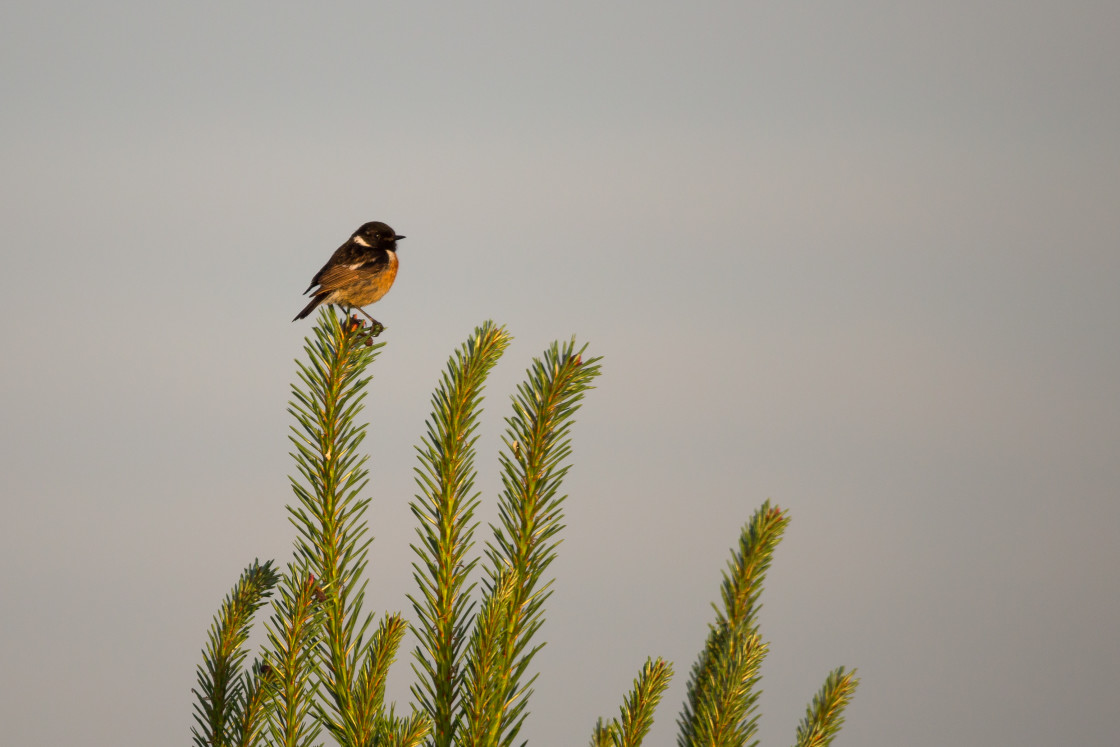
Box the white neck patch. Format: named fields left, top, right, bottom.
left=351, top=234, right=372, bottom=248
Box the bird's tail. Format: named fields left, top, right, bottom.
left=292, top=294, right=324, bottom=322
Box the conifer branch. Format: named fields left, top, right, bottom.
left=356, top=612, right=410, bottom=724
left=191, top=559, right=279, bottom=747
left=375, top=708, right=439, bottom=747
left=191, top=314, right=859, bottom=747
left=459, top=569, right=517, bottom=747
left=466, top=340, right=602, bottom=747
left=260, top=566, right=325, bottom=747
left=792, top=667, right=859, bottom=747
left=591, top=721, right=615, bottom=747
left=230, top=662, right=274, bottom=747
left=409, top=321, right=512, bottom=747
left=591, top=657, right=674, bottom=747
left=677, top=501, right=790, bottom=747
left=285, top=310, right=428, bottom=746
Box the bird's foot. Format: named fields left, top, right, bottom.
left=343, top=312, right=384, bottom=343
left=363, top=320, right=385, bottom=343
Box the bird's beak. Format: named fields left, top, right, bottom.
left=395, top=234, right=406, bottom=241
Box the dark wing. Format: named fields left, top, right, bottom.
left=304, top=239, right=384, bottom=293
left=306, top=249, right=392, bottom=294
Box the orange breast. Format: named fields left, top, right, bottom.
left=369, top=252, right=398, bottom=301
left=351, top=251, right=397, bottom=305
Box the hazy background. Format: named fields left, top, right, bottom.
left=2, top=2, right=1117, bottom=745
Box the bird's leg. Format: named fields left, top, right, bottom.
left=354, top=306, right=380, bottom=328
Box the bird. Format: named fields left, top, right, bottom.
left=293, top=221, right=405, bottom=326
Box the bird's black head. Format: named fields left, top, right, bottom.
left=353, top=221, right=405, bottom=250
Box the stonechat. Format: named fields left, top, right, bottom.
left=293, top=221, right=405, bottom=326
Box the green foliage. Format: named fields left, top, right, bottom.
left=591, top=658, right=674, bottom=747
left=677, top=502, right=788, bottom=747
left=257, top=566, right=323, bottom=747
left=284, top=311, right=403, bottom=746
left=190, top=313, right=858, bottom=747
left=671, top=503, right=860, bottom=747
left=191, top=559, right=280, bottom=747
left=409, top=321, right=512, bottom=747
left=466, top=338, right=601, bottom=747
left=793, top=667, right=860, bottom=747
left=409, top=326, right=603, bottom=747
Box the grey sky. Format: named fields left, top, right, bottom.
left=2, top=2, right=1117, bottom=745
